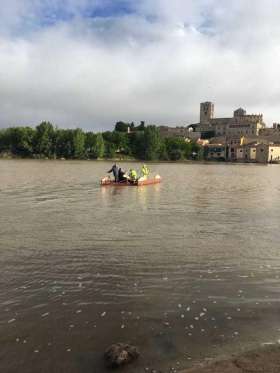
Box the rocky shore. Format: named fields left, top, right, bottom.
left=182, top=345, right=280, bottom=373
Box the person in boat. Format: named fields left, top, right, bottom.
left=108, top=164, right=119, bottom=182
left=118, top=168, right=127, bottom=182
left=141, top=164, right=150, bottom=180
left=128, top=168, right=138, bottom=183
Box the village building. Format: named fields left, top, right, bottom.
left=234, top=143, right=280, bottom=163
left=204, top=143, right=226, bottom=161
left=158, top=126, right=189, bottom=138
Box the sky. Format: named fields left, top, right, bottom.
left=1, top=0, right=280, bottom=131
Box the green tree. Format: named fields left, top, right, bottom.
left=114, top=121, right=129, bottom=132
left=158, top=141, right=169, bottom=160
left=56, top=129, right=74, bottom=158
left=105, top=142, right=116, bottom=159
left=0, top=129, right=8, bottom=152
left=33, top=121, right=55, bottom=157
left=143, top=125, right=162, bottom=160
left=0, top=127, right=35, bottom=156
left=85, top=132, right=96, bottom=158
left=165, top=137, right=192, bottom=160
left=137, top=121, right=145, bottom=131
left=92, top=133, right=105, bottom=158
left=129, top=131, right=145, bottom=159
left=72, top=128, right=85, bottom=159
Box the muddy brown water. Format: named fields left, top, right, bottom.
left=1, top=160, right=280, bottom=373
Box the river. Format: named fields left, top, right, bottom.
left=1, top=160, right=280, bottom=373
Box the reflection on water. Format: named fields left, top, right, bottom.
left=1, top=160, right=280, bottom=373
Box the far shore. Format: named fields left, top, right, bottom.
left=181, top=344, right=280, bottom=373
left=0, top=154, right=273, bottom=165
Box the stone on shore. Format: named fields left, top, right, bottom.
left=104, top=343, right=139, bottom=368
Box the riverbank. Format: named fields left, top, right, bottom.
left=182, top=344, right=280, bottom=372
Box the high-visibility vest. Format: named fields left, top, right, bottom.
left=130, top=170, right=137, bottom=180
left=141, top=165, right=149, bottom=176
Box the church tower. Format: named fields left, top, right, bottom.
left=200, top=102, right=214, bottom=124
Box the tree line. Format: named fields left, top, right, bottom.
left=0, top=121, right=201, bottom=161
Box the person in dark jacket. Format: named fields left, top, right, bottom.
left=108, top=164, right=119, bottom=182
left=118, top=168, right=127, bottom=182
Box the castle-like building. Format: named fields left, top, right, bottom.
left=190, top=101, right=265, bottom=138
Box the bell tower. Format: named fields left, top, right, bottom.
left=200, top=102, right=214, bottom=124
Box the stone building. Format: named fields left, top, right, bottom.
left=189, top=102, right=266, bottom=138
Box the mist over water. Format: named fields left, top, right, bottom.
left=1, top=160, right=280, bottom=373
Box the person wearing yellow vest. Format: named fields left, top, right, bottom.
left=141, top=164, right=150, bottom=180
left=129, top=169, right=138, bottom=183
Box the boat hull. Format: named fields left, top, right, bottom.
left=100, top=177, right=161, bottom=186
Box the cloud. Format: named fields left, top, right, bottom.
left=1, top=0, right=280, bottom=130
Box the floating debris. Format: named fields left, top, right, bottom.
left=16, top=338, right=20, bottom=342
left=178, top=304, right=182, bottom=308
left=101, top=311, right=106, bottom=317
left=121, top=324, right=125, bottom=329
left=67, top=348, right=71, bottom=352
left=34, top=350, right=39, bottom=353
left=262, top=342, right=275, bottom=346
left=8, top=318, right=16, bottom=323
left=181, top=314, right=185, bottom=319
left=76, top=309, right=82, bottom=314
left=41, top=312, right=49, bottom=317
left=186, top=307, right=191, bottom=312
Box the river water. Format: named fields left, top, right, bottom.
left=1, top=160, right=280, bottom=373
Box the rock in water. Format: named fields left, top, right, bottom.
left=104, top=343, right=139, bottom=368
